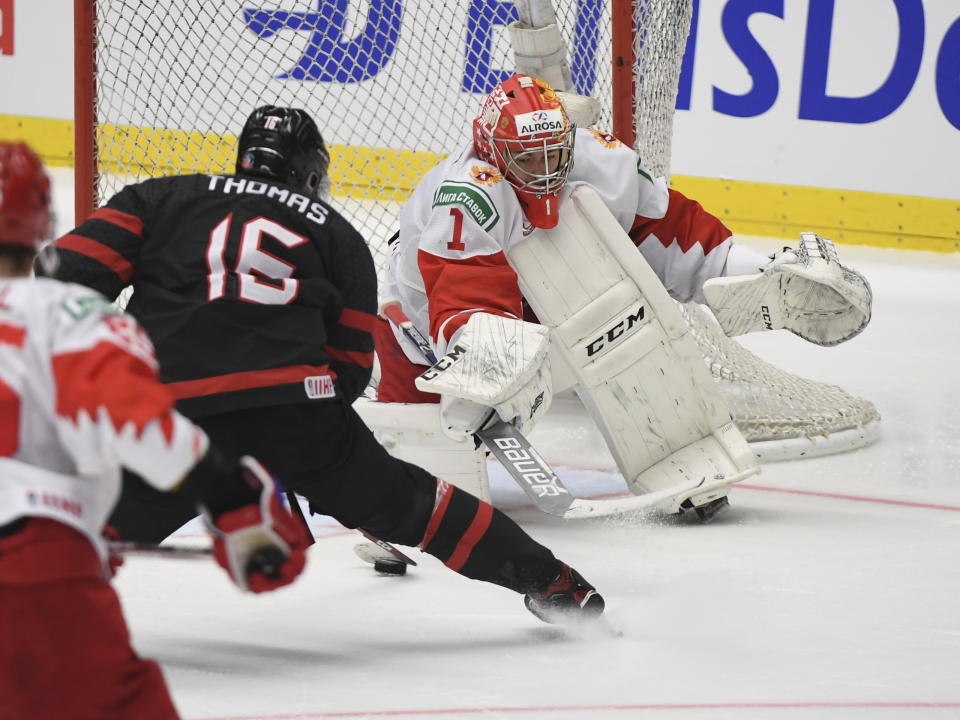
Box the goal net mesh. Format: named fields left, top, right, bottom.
left=86, top=0, right=879, bottom=455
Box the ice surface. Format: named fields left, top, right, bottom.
left=51, top=170, right=960, bottom=719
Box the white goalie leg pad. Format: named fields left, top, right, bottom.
left=508, top=0, right=601, bottom=127
left=507, top=186, right=759, bottom=513
left=353, top=398, right=490, bottom=502
left=703, top=233, right=873, bottom=346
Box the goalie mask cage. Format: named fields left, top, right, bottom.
left=74, top=0, right=879, bottom=460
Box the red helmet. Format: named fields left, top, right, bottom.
left=0, top=142, right=52, bottom=252
left=472, top=74, right=574, bottom=229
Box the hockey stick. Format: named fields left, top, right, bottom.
left=353, top=527, right=418, bottom=576
left=379, top=299, right=724, bottom=519
left=476, top=420, right=712, bottom=518
left=379, top=300, right=438, bottom=365
left=380, top=300, right=578, bottom=515
left=356, top=528, right=417, bottom=566
left=286, top=491, right=316, bottom=547
left=110, top=541, right=211, bottom=558
left=114, top=533, right=419, bottom=573
left=286, top=488, right=416, bottom=572
left=474, top=419, right=574, bottom=516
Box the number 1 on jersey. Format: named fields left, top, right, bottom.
left=447, top=207, right=466, bottom=252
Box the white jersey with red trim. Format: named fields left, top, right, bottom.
left=0, top=278, right=208, bottom=559
left=383, top=127, right=735, bottom=363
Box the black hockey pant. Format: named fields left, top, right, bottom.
left=108, top=401, right=562, bottom=595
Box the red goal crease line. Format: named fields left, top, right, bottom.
left=499, top=467, right=960, bottom=514
left=191, top=699, right=960, bottom=720
left=735, top=483, right=960, bottom=512
left=541, top=456, right=960, bottom=512
left=606, top=483, right=960, bottom=513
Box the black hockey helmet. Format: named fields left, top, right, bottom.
left=236, top=106, right=330, bottom=198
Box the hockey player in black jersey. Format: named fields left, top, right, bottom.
left=43, top=105, right=606, bottom=626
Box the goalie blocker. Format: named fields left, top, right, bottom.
left=414, top=312, right=552, bottom=442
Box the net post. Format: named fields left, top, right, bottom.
left=611, top=0, right=636, bottom=149
left=73, top=0, right=96, bottom=224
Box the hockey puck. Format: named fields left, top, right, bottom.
left=246, top=546, right=286, bottom=578
left=373, top=560, right=407, bottom=576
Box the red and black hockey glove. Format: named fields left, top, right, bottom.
left=203, top=456, right=310, bottom=593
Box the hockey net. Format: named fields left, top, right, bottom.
left=76, top=0, right=879, bottom=459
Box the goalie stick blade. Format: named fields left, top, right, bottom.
left=476, top=420, right=575, bottom=516
left=561, top=477, right=708, bottom=520
left=356, top=529, right=417, bottom=566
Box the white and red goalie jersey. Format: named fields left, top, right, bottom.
left=0, top=278, right=208, bottom=564
left=383, top=127, right=743, bottom=362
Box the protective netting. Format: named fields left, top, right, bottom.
left=630, top=0, right=693, bottom=178
left=89, top=0, right=617, bottom=269
left=680, top=303, right=880, bottom=447
left=87, top=0, right=879, bottom=454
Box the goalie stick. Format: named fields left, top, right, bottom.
left=379, top=299, right=710, bottom=518
left=380, top=299, right=572, bottom=515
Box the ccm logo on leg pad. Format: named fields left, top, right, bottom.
left=585, top=305, right=645, bottom=357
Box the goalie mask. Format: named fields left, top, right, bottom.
left=472, top=74, right=574, bottom=229
left=0, top=141, right=52, bottom=252
left=236, top=106, right=330, bottom=199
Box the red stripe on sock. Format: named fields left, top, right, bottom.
left=419, top=480, right=452, bottom=551
left=444, top=501, right=493, bottom=573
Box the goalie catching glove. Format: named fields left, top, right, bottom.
left=414, top=313, right=552, bottom=441
left=703, top=232, right=872, bottom=346
left=202, top=456, right=310, bottom=593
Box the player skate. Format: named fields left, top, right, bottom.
left=523, top=563, right=605, bottom=625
